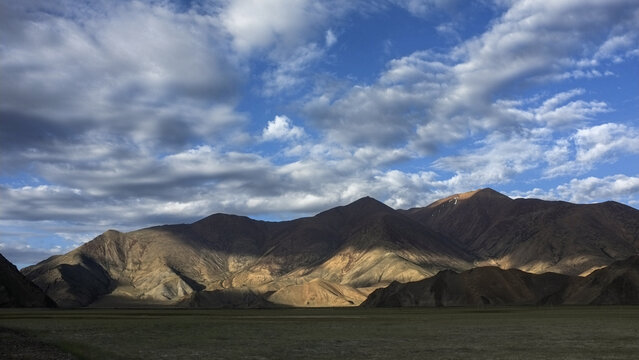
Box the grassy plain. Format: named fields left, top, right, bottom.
left=1, top=306, right=638, bottom=359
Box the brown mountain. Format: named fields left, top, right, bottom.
left=362, top=255, right=639, bottom=307
left=21, top=190, right=639, bottom=308
left=563, top=255, right=639, bottom=305
left=0, top=253, right=56, bottom=307
left=22, top=197, right=472, bottom=307
left=404, top=188, right=639, bottom=275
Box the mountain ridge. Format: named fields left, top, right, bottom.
left=362, top=255, right=639, bottom=307
left=404, top=189, right=639, bottom=275
left=0, top=253, right=56, bottom=308
left=22, top=190, right=639, bottom=307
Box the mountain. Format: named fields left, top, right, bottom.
left=21, top=190, right=639, bottom=308
left=404, top=188, right=639, bottom=275
left=0, top=253, right=56, bottom=307
left=22, top=196, right=472, bottom=307
left=362, top=255, right=639, bottom=307
left=362, top=267, right=572, bottom=307
left=563, top=255, right=639, bottom=305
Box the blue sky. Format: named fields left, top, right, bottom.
left=1, top=0, right=638, bottom=268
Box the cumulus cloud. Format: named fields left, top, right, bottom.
left=262, top=115, right=306, bottom=141
left=216, top=1, right=351, bottom=96
left=219, top=0, right=338, bottom=54
left=0, top=0, right=245, bottom=154
left=595, top=33, right=639, bottom=62
left=544, top=123, right=639, bottom=177
left=421, top=0, right=636, bottom=136
left=304, top=81, right=428, bottom=147
left=544, top=138, right=572, bottom=170
left=305, top=0, right=639, bottom=152
left=433, top=131, right=545, bottom=186
left=556, top=175, right=639, bottom=204
left=513, top=175, right=639, bottom=206
left=574, top=123, right=639, bottom=163
left=533, top=89, right=609, bottom=128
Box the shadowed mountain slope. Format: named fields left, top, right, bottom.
left=362, top=267, right=572, bottom=307
left=0, top=253, right=56, bottom=307
left=405, top=189, right=639, bottom=275
left=362, top=255, right=639, bottom=307
left=564, top=255, right=639, bottom=305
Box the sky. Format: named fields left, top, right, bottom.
left=1, top=0, right=638, bottom=268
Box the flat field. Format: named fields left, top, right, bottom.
left=1, top=306, right=638, bottom=359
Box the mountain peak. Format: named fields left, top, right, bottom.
left=315, top=196, right=393, bottom=221
left=343, top=196, right=393, bottom=213
left=474, top=187, right=509, bottom=197
left=455, top=188, right=510, bottom=200
left=427, top=188, right=511, bottom=208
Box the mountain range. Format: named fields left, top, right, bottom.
left=20, top=189, right=639, bottom=308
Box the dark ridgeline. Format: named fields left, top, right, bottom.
left=0, top=253, right=56, bottom=307
left=19, top=189, right=639, bottom=308
left=403, top=188, right=639, bottom=275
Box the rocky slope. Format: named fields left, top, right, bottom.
left=0, top=253, right=56, bottom=307
left=362, top=255, right=639, bottom=307
left=563, top=255, right=639, bottom=305
left=404, top=189, right=639, bottom=275
left=21, top=190, right=639, bottom=308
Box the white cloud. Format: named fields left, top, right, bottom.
left=544, top=138, right=571, bottom=169
left=535, top=89, right=585, bottom=115
left=433, top=131, right=544, bottom=186
left=435, top=22, right=461, bottom=41
left=325, top=29, right=337, bottom=47
left=557, top=175, right=639, bottom=204
left=0, top=1, right=244, bottom=150
left=595, top=33, right=638, bottom=60
left=390, top=0, right=463, bottom=16
left=574, top=123, right=639, bottom=163
left=262, top=115, right=306, bottom=141
left=305, top=81, right=427, bottom=147
left=546, top=68, right=613, bottom=81
left=305, top=0, right=639, bottom=153
left=534, top=93, right=609, bottom=128
left=543, top=123, right=639, bottom=178
left=262, top=43, right=325, bottom=95
left=216, top=1, right=354, bottom=96
left=434, top=0, right=624, bottom=120
left=510, top=174, right=639, bottom=206
left=371, top=170, right=440, bottom=208
left=428, top=0, right=638, bottom=143
left=219, top=0, right=346, bottom=54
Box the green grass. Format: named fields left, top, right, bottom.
left=1, top=306, right=639, bottom=359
